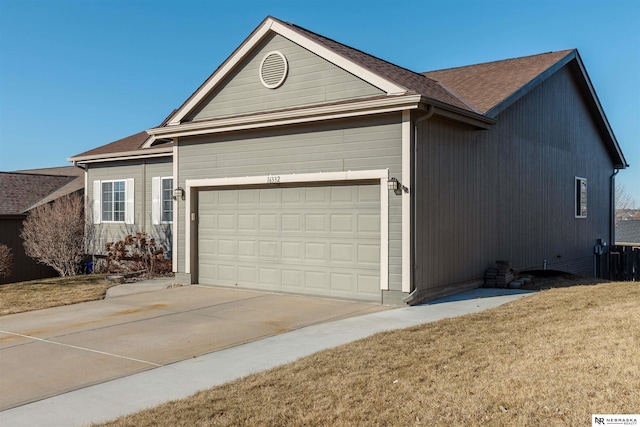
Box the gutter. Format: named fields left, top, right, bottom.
left=403, top=105, right=435, bottom=306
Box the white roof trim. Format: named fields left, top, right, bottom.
left=269, top=20, right=406, bottom=95
left=148, top=94, right=422, bottom=139
left=67, top=147, right=173, bottom=164
left=165, top=17, right=407, bottom=127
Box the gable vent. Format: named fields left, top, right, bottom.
left=259, top=51, right=288, bottom=89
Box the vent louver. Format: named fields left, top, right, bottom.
left=259, top=51, right=288, bottom=89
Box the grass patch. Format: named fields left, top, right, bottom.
left=98, top=281, right=639, bottom=426
left=0, top=275, right=115, bottom=316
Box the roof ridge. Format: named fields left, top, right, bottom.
left=279, top=18, right=436, bottom=84
left=422, top=49, right=575, bottom=74
left=2, top=171, right=75, bottom=178
left=276, top=18, right=472, bottom=110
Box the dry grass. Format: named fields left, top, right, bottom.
left=98, top=280, right=640, bottom=427
left=0, top=275, right=115, bottom=316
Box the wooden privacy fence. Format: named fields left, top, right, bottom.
left=607, top=245, right=640, bottom=281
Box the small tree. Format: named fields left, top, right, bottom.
left=21, top=193, right=85, bottom=277
left=616, top=184, right=639, bottom=224
left=0, top=244, right=13, bottom=278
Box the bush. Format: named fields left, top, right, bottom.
left=21, top=193, right=85, bottom=277
left=0, top=244, right=13, bottom=278
left=99, top=232, right=171, bottom=276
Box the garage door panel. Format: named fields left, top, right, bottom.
left=198, top=183, right=380, bottom=301
left=259, top=240, right=278, bottom=258
left=282, top=214, right=302, bottom=231
left=259, top=214, right=278, bottom=231
left=330, top=243, right=354, bottom=263
left=330, top=214, right=354, bottom=232
left=282, top=241, right=302, bottom=261
left=330, top=272, right=354, bottom=292
left=238, top=240, right=256, bottom=257
left=238, top=214, right=256, bottom=231
left=259, top=267, right=278, bottom=285
left=305, top=187, right=329, bottom=203
left=358, top=185, right=379, bottom=202
left=304, top=270, right=327, bottom=290
left=218, top=239, right=236, bottom=256
left=357, top=244, right=380, bottom=265
left=358, top=214, right=380, bottom=233
left=218, top=214, right=235, bottom=231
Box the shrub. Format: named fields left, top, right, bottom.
left=21, top=193, right=85, bottom=277
left=101, top=232, right=171, bottom=276
left=0, top=244, right=13, bottom=278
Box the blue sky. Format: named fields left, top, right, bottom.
left=1, top=0, right=638, bottom=203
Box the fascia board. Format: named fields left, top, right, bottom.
left=424, top=99, right=495, bottom=129
left=571, top=52, right=628, bottom=168
left=166, top=19, right=274, bottom=126
left=488, top=50, right=627, bottom=168
left=67, top=147, right=173, bottom=164
left=270, top=20, right=406, bottom=95
left=147, top=95, right=423, bottom=138
left=165, top=17, right=407, bottom=127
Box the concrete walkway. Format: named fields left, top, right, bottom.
left=0, top=286, right=534, bottom=427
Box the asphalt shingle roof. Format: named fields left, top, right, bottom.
left=422, top=50, right=574, bottom=114
left=0, top=167, right=84, bottom=215
left=616, top=220, right=640, bottom=245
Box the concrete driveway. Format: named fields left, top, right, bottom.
left=0, top=284, right=386, bottom=411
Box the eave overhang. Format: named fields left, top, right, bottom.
left=67, top=146, right=173, bottom=165
left=147, top=94, right=495, bottom=140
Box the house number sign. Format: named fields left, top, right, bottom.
left=267, top=175, right=281, bottom=183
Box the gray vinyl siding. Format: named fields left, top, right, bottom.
left=87, top=158, right=172, bottom=254
left=415, top=65, right=614, bottom=292
left=144, top=160, right=174, bottom=256
left=176, top=113, right=403, bottom=292
left=188, top=34, right=384, bottom=122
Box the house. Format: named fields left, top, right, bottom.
left=0, top=166, right=84, bottom=284
left=616, top=220, right=640, bottom=247
left=69, top=16, right=627, bottom=304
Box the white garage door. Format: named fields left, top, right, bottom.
left=197, top=182, right=381, bottom=301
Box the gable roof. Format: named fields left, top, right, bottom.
left=0, top=166, right=84, bottom=216
left=158, top=16, right=482, bottom=131
left=70, top=16, right=626, bottom=169
left=423, top=50, right=575, bottom=115
left=616, top=220, right=640, bottom=245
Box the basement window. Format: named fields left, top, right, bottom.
left=575, top=177, right=587, bottom=218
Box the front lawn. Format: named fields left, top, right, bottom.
left=0, top=275, right=115, bottom=316
left=97, top=280, right=639, bottom=426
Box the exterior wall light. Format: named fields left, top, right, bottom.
left=388, top=177, right=409, bottom=195
left=388, top=177, right=402, bottom=195
left=173, top=187, right=185, bottom=200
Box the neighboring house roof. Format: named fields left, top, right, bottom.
left=68, top=16, right=628, bottom=169
left=616, top=220, right=640, bottom=245
left=0, top=166, right=84, bottom=215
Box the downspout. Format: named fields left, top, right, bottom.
left=402, top=105, right=435, bottom=305
left=610, top=169, right=619, bottom=245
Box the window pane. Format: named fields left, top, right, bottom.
left=102, top=182, right=113, bottom=222
left=162, top=178, right=173, bottom=222
left=114, top=181, right=125, bottom=222
left=101, top=180, right=126, bottom=222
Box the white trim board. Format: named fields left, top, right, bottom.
left=163, top=17, right=407, bottom=129
left=184, top=169, right=390, bottom=291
